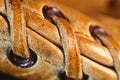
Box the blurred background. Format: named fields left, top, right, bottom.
left=53, top=0, right=120, bottom=18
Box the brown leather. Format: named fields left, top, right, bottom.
left=0, top=0, right=120, bottom=80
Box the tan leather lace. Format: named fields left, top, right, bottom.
left=5, top=0, right=29, bottom=58
left=51, top=15, right=82, bottom=79
left=98, top=33, right=120, bottom=80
